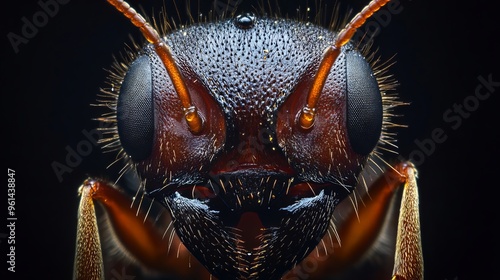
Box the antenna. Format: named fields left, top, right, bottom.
left=107, top=0, right=204, bottom=134
left=298, top=0, right=391, bottom=129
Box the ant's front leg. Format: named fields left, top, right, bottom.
left=347, top=161, right=423, bottom=280
left=73, top=179, right=104, bottom=280
left=391, top=163, right=423, bottom=280
left=73, top=178, right=209, bottom=280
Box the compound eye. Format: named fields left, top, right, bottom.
left=345, top=51, right=383, bottom=155
left=117, top=55, right=155, bottom=161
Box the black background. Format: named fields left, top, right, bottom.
left=2, top=0, right=499, bottom=279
